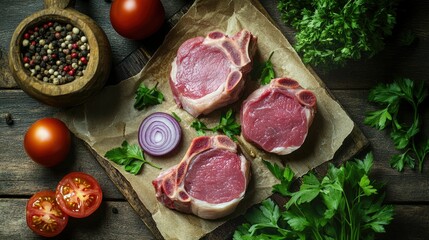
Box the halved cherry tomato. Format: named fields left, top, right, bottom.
left=55, top=172, right=103, bottom=218
left=26, top=190, right=68, bottom=237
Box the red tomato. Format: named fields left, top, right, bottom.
left=26, top=190, right=69, bottom=237
left=56, top=172, right=103, bottom=218
left=24, top=118, right=71, bottom=167
left=110, top=0, right=165, bottom=40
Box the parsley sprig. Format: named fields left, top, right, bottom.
left=364, top=78, right=428, bottom=172
left=234, top=153, right=394, bottom=240
left=190, top=109, right=241, bottom=140
left=104, top=141, right=161, bottom=175
left=252, top=51, right=276, bottom=85
left=134, top=82, right=164, bottom=110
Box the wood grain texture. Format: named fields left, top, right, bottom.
left=0, top=199, right=154, bottom=239
left=1, top=0, right=429, bottom=239
left=2, top=200, right=424, bottom=240
left=0, top=90, right=123, bottom=199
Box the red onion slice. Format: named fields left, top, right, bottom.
left=138, top=112, right=182, bottom=156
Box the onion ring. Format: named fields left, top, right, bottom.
left=138, top=112, right=182, bottom=156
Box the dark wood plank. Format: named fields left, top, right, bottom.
left=0, top=199, right=154, bottom=239
left=1, top=0, right=429, bottom=239
left=0, top=90, right=123, bottom=199
left=381, top=205, right=429, bottom=240
left=333, top=90, right=429, bottom=202
left=1, top=198, right=427, bottom=240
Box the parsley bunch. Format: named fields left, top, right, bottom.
left=234, top=153, right=394, bottom=240
left=364, top=78, right=429, bottom=172
left=191, top=109, right=241, bottom=141
left=277, top=0, right=397, bottom=69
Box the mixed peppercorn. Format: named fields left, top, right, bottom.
left=21, top=22, right=90, bottom=85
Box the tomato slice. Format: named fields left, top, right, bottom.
left=56, top=172, right=103, bottom=218
left=26, top=190, right=68, bottom=237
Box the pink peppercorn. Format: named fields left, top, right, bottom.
left=80, top=57, right=88, bottom=64
left=68, top=69, right=75, bottom=76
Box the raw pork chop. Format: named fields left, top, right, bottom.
left=152, top=135, right=250, bottom=219
left=170, top=30, right=257, bottom=117
left=240, top=78, right=317, bottom=155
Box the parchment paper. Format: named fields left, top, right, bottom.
left=57, top=0, right=354, bottom=239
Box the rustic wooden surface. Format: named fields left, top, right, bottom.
left=1, top=0, right=428, bottom=239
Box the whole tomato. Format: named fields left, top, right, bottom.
left=110, top=0, right=165, bottom=40
left=24, top=118, right=71, bottom=167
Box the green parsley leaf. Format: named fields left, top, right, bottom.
left=362, top=199, right=394, bottom=233
left=134, top=82, right=164, bottom=110
left=365, top=78, right=428, bottom=172
left=246, top=199, right=281, bottom=235
left=104, top=141, right=161, bottom=175
left=282, top=209, right=309, bottom=232
left=124, top=160, right=144, bottom=175
left=277, top=0, right=397, bottom=69
left=213, top=109, right=241, bottom=140
left=263, top=160, right=294, bottom=197
left=363, top=108, right=392, bottom=130
left=259, top=52, right=276, bottom=85
left=356, top=152, right=374, bottom=174
left=190, top=120, right=210, bottom=136
left=191, top=109, right=241, bottom=140
left=286, top=173, right=320, bottom=208
left=390, top=151, right=415, bottom=172
left=251, top=51, right=276, bottom=85
left=359, top=175, right=377, bottom=196
left=235, top=152, right=394, bottom=239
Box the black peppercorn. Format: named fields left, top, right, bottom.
left=3, top=112, right=14, bottom=125
left=111, top=207, right=118, bottom=214
left=21, top=21, right=90, bottom=84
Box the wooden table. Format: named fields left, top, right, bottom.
left=1, top=1, right=428, bottom=239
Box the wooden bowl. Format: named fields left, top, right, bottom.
left=8, top=0, right=112, bottom=107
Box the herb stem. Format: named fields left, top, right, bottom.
left=145, top=160, right=162, bottom=170
left=312, top=228, right=324, bottom=240
left=342, top=191, right=354, bottom=237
